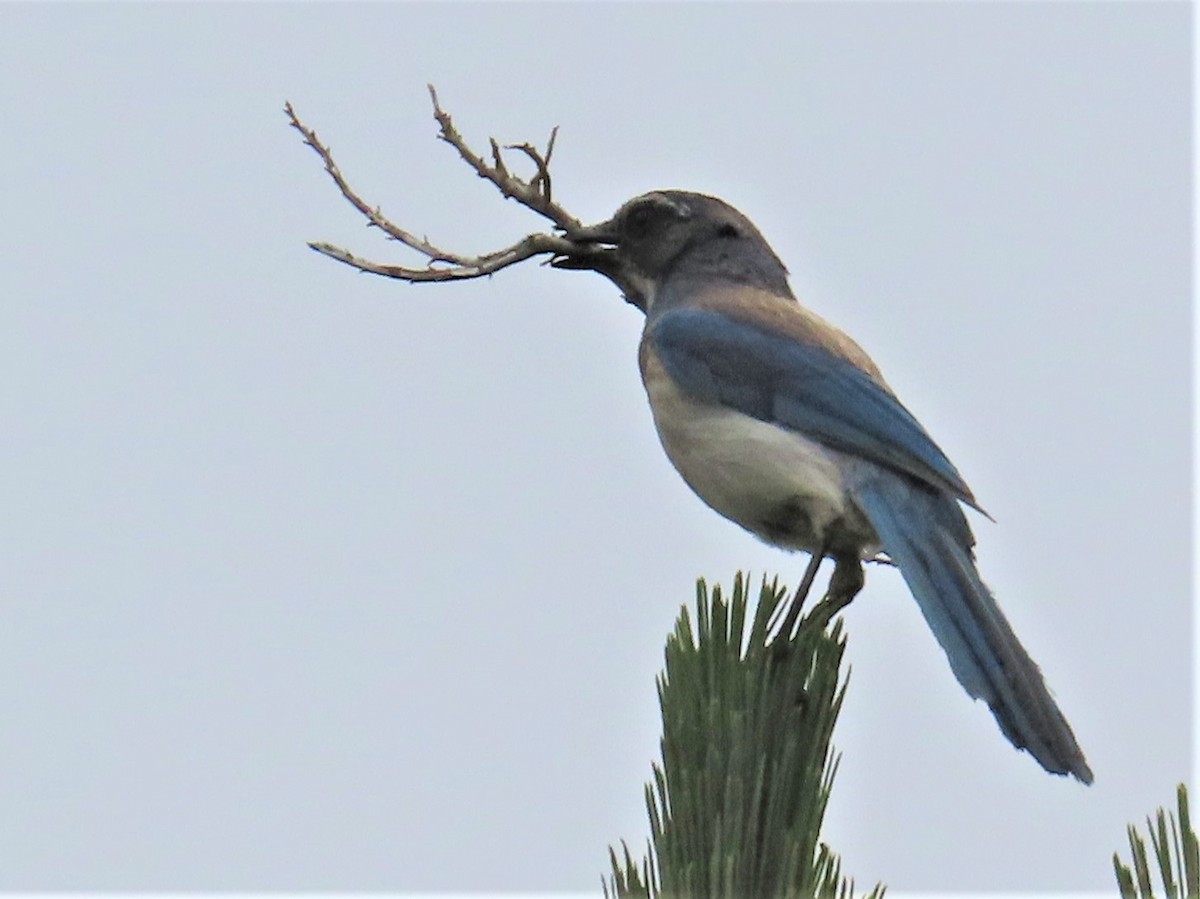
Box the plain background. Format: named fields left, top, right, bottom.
left=0, top=2, right=1191, bottom=894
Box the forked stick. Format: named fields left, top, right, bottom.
left=284, top=86, right=620, bottom=288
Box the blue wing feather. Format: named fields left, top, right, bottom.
left=851, top=471, right=1093, bottom=782
left=650, top=307, right=976, bottom=506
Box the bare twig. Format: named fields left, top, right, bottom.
left=426, top=85, right=580, bottom=231
left=285, top=88, right=645, bottom=306
left=284, top=100, right=517, bottom=276
left=307, top=233, right=577, bottom=283
left=505, top=127, right=558, bottom=202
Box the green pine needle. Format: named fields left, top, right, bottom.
left=604, top=572, right=884, bottom=899
left=1114, top=783, right=1199, bottom=899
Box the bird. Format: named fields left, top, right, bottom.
left=562, top=189, right=1093, bottom=784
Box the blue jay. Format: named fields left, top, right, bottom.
left=564, top=190, right=1092, bottom=783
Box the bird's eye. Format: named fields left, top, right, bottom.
left=620, top=195, right=691, bottom=241
left=717, top=223, right=740, bottom=238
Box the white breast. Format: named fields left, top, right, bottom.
left=643, top=360, right=872, bottom=555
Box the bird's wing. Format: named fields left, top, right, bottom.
left=648, top=305, right=981, bottom=510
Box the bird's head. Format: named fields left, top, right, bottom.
left=558, top=190, right=791, bottom=311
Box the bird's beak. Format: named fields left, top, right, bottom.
left=567, top=217, right=619, bottom=245
left=552, top=216, right=646, bottom=312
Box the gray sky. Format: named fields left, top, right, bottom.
left=0, top=2, right=1191, bottom=893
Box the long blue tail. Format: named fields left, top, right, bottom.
left=852, top=471, right=1093, bottom=783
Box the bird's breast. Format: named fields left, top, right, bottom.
left=639, top=341, right=879, bottom=557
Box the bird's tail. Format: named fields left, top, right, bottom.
left=852, top=472, right=1093, bottom=784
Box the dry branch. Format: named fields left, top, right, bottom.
left=284, top=87, right=636, bottom=298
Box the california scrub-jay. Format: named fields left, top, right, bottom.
left=566, top=190, right=1092, bottom=783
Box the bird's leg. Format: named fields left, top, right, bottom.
left=809, top=556, right=865, bottom=626
left=771, top=543, right=828, bottom=641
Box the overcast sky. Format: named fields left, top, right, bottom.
left=1, top=2, right=1191, bottom=895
